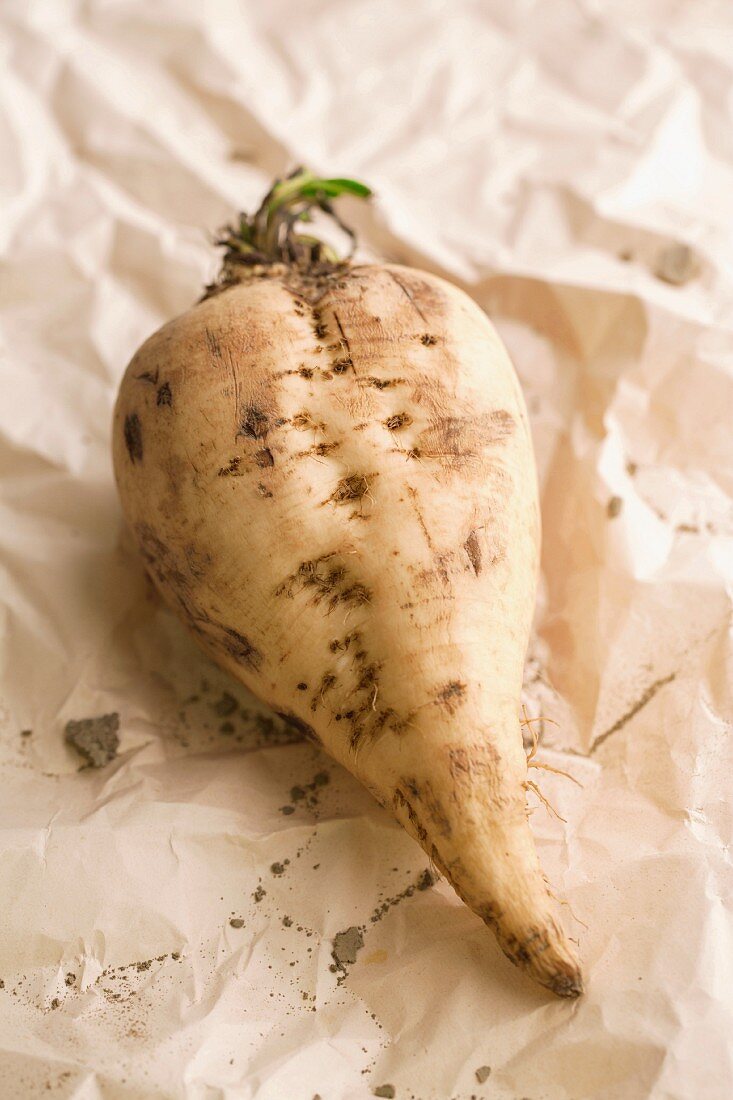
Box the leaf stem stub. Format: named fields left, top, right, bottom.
left=215, top=167, right=372, bottom=276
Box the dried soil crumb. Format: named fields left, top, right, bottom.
left=20, top=729, right=32, bottom=738
left=654, top=243, right=699, bottom=286
left=475, top=1065, right=491, bottom=1084
left=607, top=495, right=623, bottom=518
left=374, top=1087, right=396, bottom=1098
left=65, top=713, right=120, bottom=767
left=229, top=918, right=245, bottom=929
left=331, top=926, right=364, bottom=982
left=253, top=885, right=266, bottom=903
left=417, top=869, right=436, bottom=891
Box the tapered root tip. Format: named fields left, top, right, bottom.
left=485, top=907, right=585, bottom=1000
left=523, top=938, right=585, bottom=1000
left=547, top=966, right=584, bottom=999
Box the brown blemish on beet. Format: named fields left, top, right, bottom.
left=328, top=473, right=376, bottom=506
left=437, top=680, right=467, bottom=714
left=311, top=672, right=337, bottom=711
left=218, top=457, right=241, bottom=476
left=277, top=556, right=371, bottom=611
left=329, top=631, right=360, bottom=653
left=257, top=483, right=273, bottom=498
left=356, top=662, right=380, bottom=698
left=464, top=529, right=482, bottom=575
left=123, top=413, right=143, bottom=463
left=420, top=333, right=437, bottom=346
left=291, top=411, right=321, bottom=431
left=384, top=412, right=412, bottom=431
left=156, top=382, right=172, bottom=407
left=301, top=441, right=340, bottom=458
left=363, top=376, right=403, bottom=390
left=239, top=406, right=270, bottom=440
left=254, top=447, right=274, bottom=467
left=414, top=554, right=452, bottom=591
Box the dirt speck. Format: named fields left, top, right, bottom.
left=607, top=495, right=623, bottom=518
left=374, top=1086, right=396, bottom=1098
left=253, top=885, right=266, bottom=903
left=213, top=692, right=238, bottom=717
left=218, top=457, right=241, bottom=477
left=229, top=918, right=244, bottom=929
left=65, top=713, right=120, bottom=767
left=370, top=868, right=436, bottom=923
left=475, top=1066, right=491, bottom=1084
left=654, top=243, right=699, bottom=286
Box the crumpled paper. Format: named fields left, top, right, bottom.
left=2, top=2, right=732, bottom=1097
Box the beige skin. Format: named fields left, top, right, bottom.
left=113, top=262, right=583, bottom=998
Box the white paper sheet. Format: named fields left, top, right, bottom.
left=2, top=2, right=732, bottom=1097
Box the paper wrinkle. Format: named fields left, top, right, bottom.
left=2, top=2, right=733, bottom=1097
